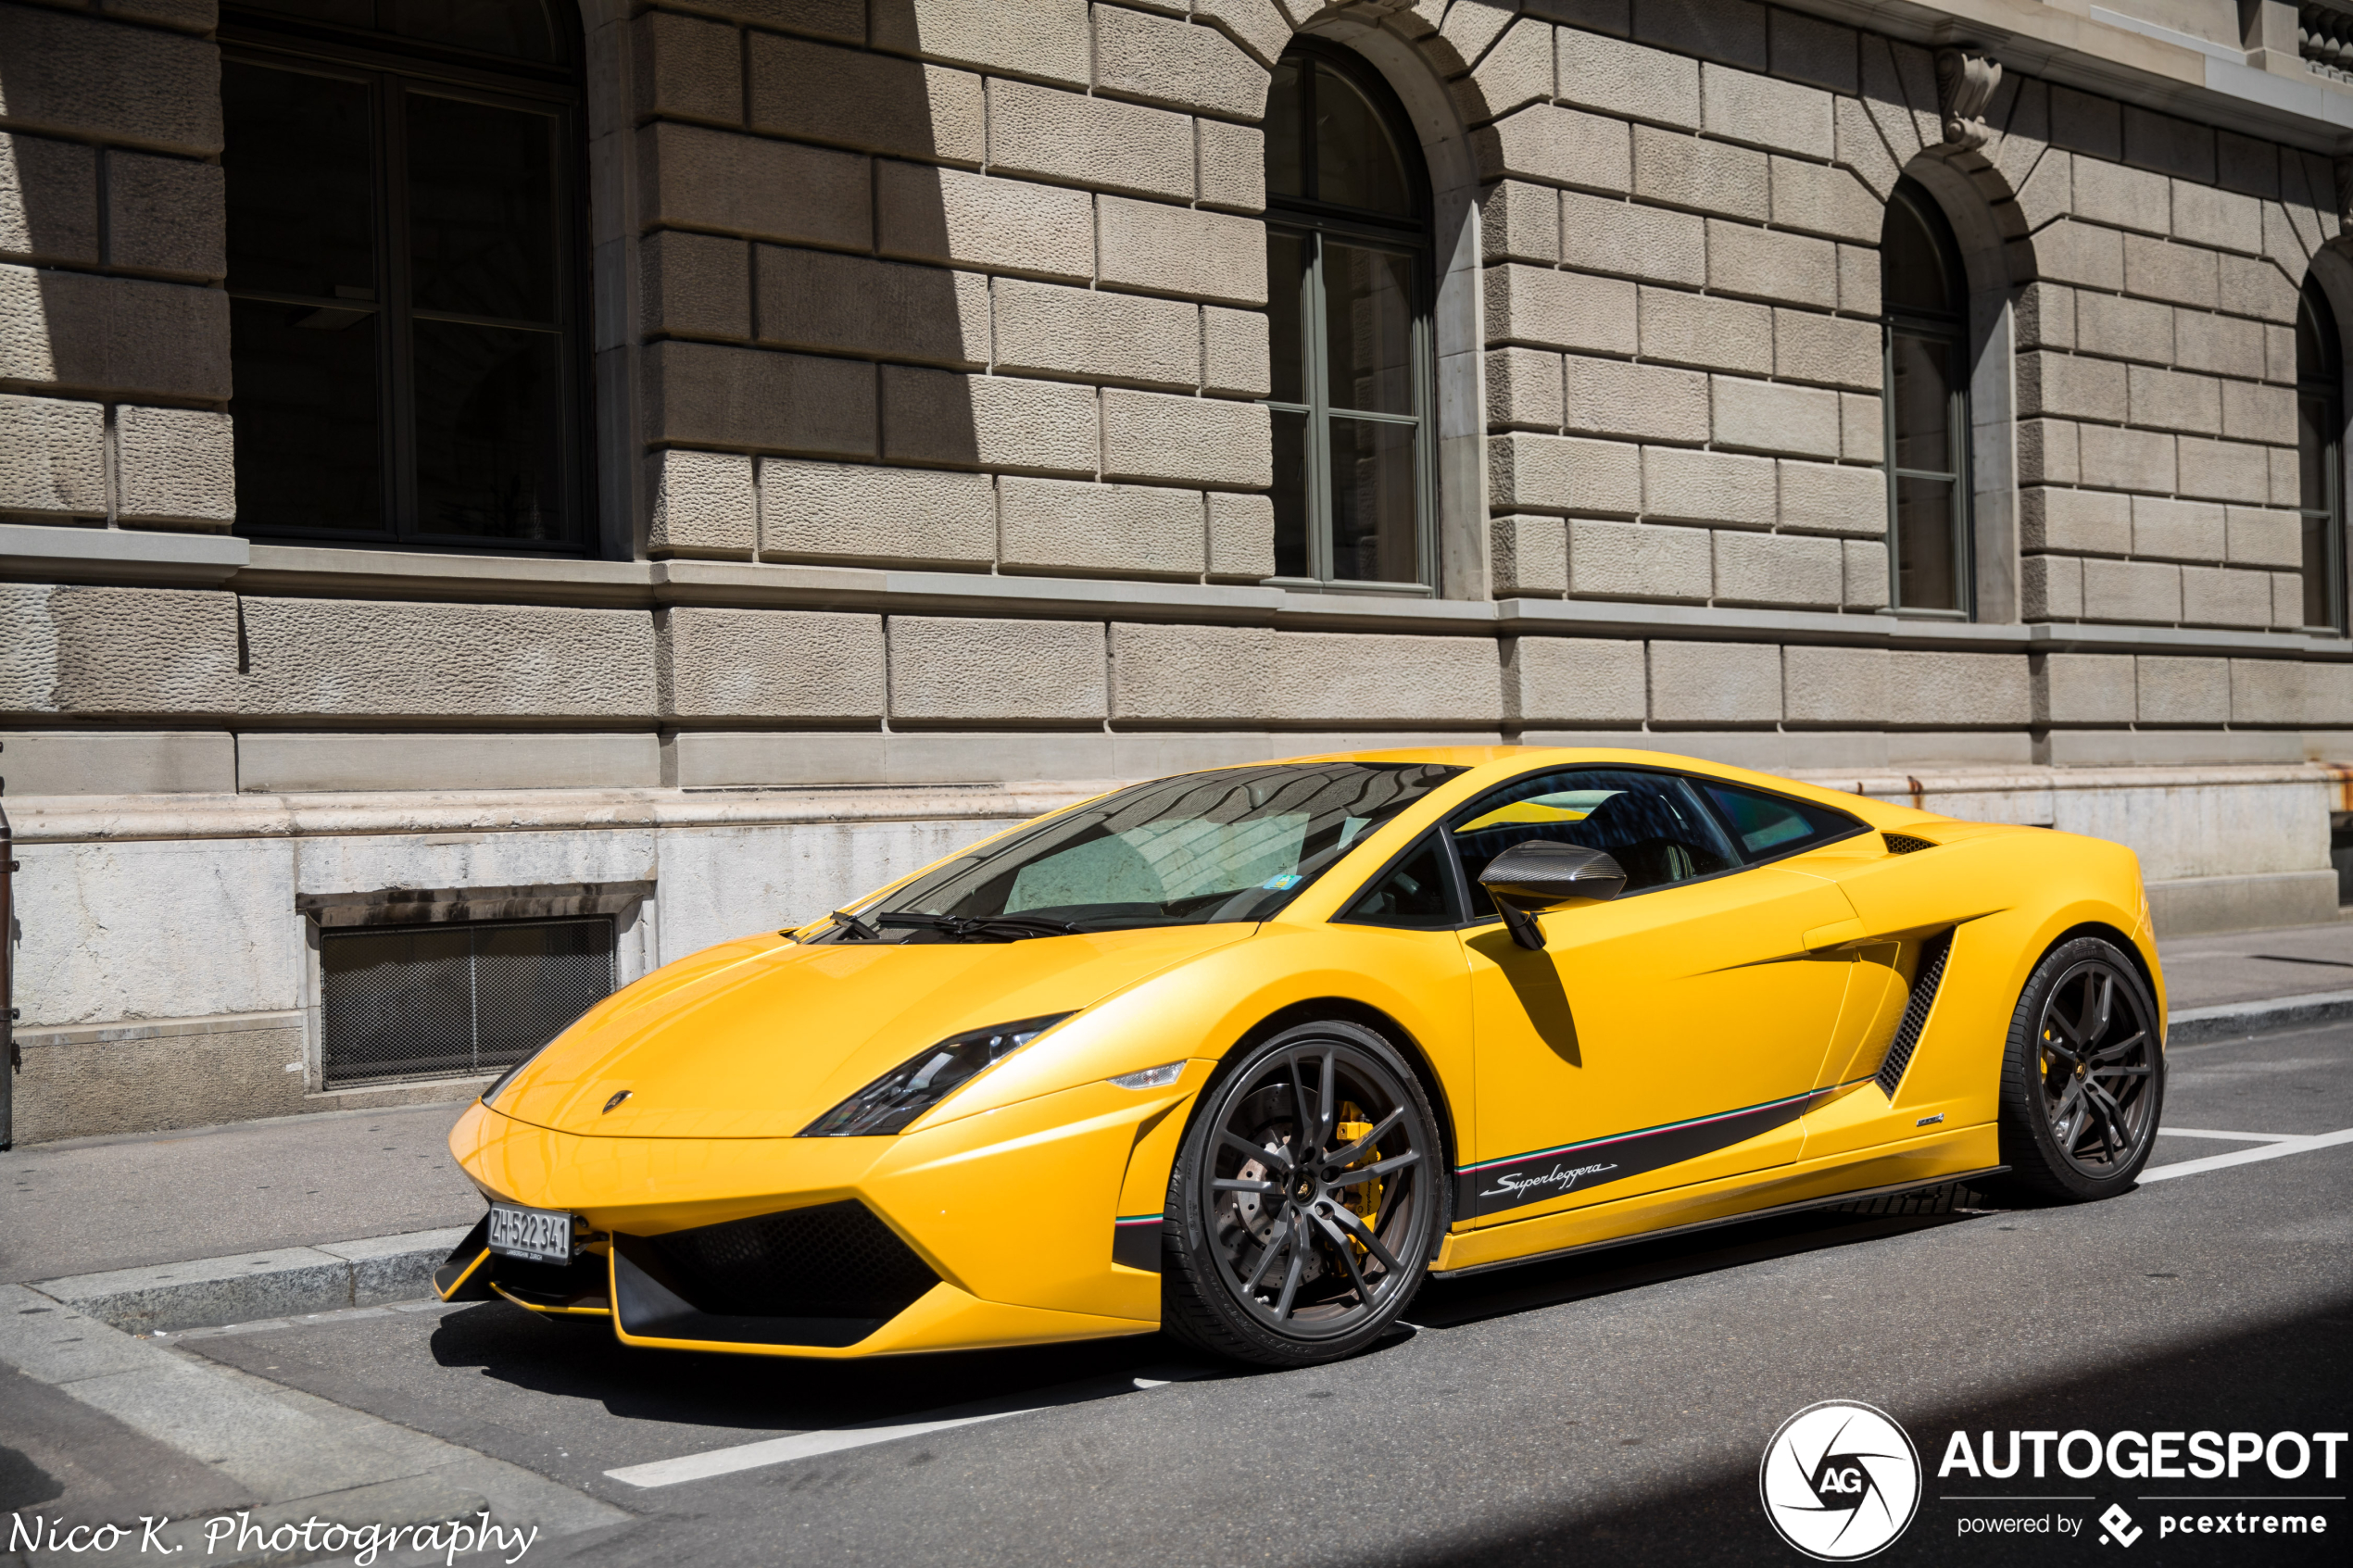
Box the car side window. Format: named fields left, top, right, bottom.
left=1449, top=769, right=1742, bottom=912
left=1339, top=834, right=1460, bottom=928
left=1699, top=783, right=1863, bottom=860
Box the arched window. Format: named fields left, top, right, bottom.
left=1881, top=178, right=1970, bottom=617
left=220, top=3, right=588, bottom=553
left=2297, top=278, right=2345, bottom=632
left=1263, top=44, right=1435, bottom=590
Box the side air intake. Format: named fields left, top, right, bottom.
left=1877, top=929, right=1955, bottom=1098
left=1882, top=833, right=1936, bottom=855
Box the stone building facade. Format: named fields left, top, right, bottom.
left=5, top=0, right=2353, bottom=1141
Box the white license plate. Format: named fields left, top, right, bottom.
left=486, top=1203, right=573, bottom=1264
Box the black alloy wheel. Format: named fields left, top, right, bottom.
left=1162, top=1020, right=1447, bottom=1366
left=1996, top=936, right=2166, bottom=1201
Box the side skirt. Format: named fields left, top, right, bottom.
left=1428, top=1165, right=2007, bottom=1280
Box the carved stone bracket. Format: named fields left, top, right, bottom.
left=1935, top=48, right=2004, bottom=152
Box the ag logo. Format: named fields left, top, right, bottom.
left=1759, top=1399, right=1922, bottom=1561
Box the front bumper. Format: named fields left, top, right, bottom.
left=439, top=1067, right=1203, bottom=1357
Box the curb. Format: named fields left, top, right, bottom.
left=29, top=1224, right=472, bottom=1334
left=2168, top=988, right=2353, bottom=1046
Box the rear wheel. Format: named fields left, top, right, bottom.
left=1162, top=1020, right=1447, bottom=1367
left=1995, top=936, right=2165, bottom=1201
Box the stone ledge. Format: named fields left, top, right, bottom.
left=28, top=1225, right=473, bottom=1335
left=2168, top=987, right=2353, bottom=1044
left=0, top=521, right=247, bottom=584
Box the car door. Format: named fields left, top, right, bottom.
left=1447, top=766, right=1867, bottom=1225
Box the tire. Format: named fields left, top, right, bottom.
left=1162, top=1020, right=1449, bottom=1367
left=1994, top=936, right=2166, bottom=1202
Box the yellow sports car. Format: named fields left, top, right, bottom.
left=435, top=747, right=2166, bottom=1367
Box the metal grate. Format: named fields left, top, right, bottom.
left=649, top=1201, right=940, bottom=1322
left=1883, top=833, right=1937, bottom=855
left=321, top=915, right=614, bottom=1087
left=1876, top=929, right=1955, bottom=1098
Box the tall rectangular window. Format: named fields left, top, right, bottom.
left=2297, top=278, right=2345, bottom=632
left=1881, top=179, right=1971, bottom=618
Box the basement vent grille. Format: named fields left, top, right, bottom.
left=1877, top=929, right=1955, bottom=1098
left=1883, top=833, right=1937, bottom=855
left=320, top=916, right=615, bottom=1087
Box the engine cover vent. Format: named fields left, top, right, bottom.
left=1882, top=833, right=1937, bottom=855
left=1878, top=929, right=1956, bottom=1098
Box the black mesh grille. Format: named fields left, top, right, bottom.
left=321, top=916, right=614, bottom=1087
left=649, top=1201, right=939, bottom=1321
left=1883, top=833, right=1937, bottom=855
left=1876, top=929, right=1955, bottom=1097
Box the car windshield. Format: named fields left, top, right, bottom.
left=838, top=761, right=1466, bottom=939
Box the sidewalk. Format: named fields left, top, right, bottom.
left=4, top=919, right=2347, bottom=1326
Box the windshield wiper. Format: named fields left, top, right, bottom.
left=877, top=911, right=1085, bottom=941
left=828, top=908, right=883, bottom=941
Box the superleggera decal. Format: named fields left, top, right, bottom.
left=1455, top=1081, right=1869, bottom=1219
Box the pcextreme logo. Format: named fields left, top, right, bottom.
left=1760, top=1400, right=1924, bottom=1562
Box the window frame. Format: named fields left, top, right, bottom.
left=2296, top=276, right=2346, bottom=633
left=220, top=3, right=594, bottom=557
left=1881, top=179, right=1974, bottom=621
left=1263, top=39, right=1440, bottom=596
left=1375, top=764, right=1870, bottom=933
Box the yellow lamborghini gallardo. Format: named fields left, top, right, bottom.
left=437, top=747, right=2166, bottom=1367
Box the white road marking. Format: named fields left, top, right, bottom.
left=2157, top=1127, right=2299, bottom=1143
left=2140, top=1126, right=2353, bottom=1183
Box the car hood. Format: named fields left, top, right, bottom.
left=490, top=923, right=1252, bottom=1138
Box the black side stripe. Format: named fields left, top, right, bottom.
left=1877, top=928, right=1955, bottom=1098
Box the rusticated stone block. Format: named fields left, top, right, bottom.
left=999, top=476, right=1205, bottom=577
left=2171, top=179, right=2261, bottom=256
left=2224, top=506, right=2300, bottom=569
left=1768, top=157, right=1877, bottom=243
left=1566, top=356, right=1708, bottom=443
left=757, top=246, right=988, bottom=367
left=1481, top=181, right=1559, bottom=266
left=2231, top=658, right=2308, bottom=724
left=2071, top=157, right=2168, bottom=237
left=1505, top=637, right=1647, bottom=724
left=1491, top=514, right=1568, bottom=595
left=2027, top=220, right=2124, bottom=293
left=0, top=265, right=229, bottom=400
left=1840, top=394, right=1881, bottom=463
left=0, top=393, right=104, bottom=516
left=880, top=369, right=1100, bottom=476
left=1772, top=308, right=1878, bottom=391
left=1641, top=445, right=1776, bottom=527
left=2130, top=495, right=2225, bottom=562
left=1782, top=644, right=1888, bottom=725
left=1094, top=6, right=1264, bottom=119
left=1486, top=265, right=1639, bottom=357
left=1632, top=126, right=1768, bottom=222
left=987, top=79, right=1189, bottom=199
left=2017, top=352, right=2127, bottom=423
left=1110, top=621, right=1273, bottom=721
left=2032, top=652, right=2134, bottom=723
left=1779, top=459, right=1882, bottom=535
left=1098, top=196, right=1265, bottom=306
left=242, top=599, right=656, bottom=718
left=660, top=608, right=886, bottom=719
left=1561, top=189, right=1705, bottom=287
left=2221, top=379, right=2295, bottom=445
left=1843, top=538, right=1889, bottom=608
left=647, top=448, right=755, bottom=557
left=1769, top=9, right=1858, bottom=94
left=1203, top=306, right=1269, bottom=398
left=877, top=163, right=1091, bottom=282
left=1648, top=640, right=1780, bottom=723
left=1888, top=651, right=2031, bottom=726
left=1490, top=433, right=1643, bottom=517
left=637, top=123, right=870, bottom=250
left=759, top=458, right=994, bottom=566
left=0, top=5, right=221, bottom=154
left=639, top=340, right=876, bottom=456
left=889, top=615, right=1107, bottom=721
left=1705, top=220, right=1836, bottom=308
left=1640, top=286, right=1771, bottom=376
left=1474, top=105, right=1632, bottom=195
left=0, top=132, right=97, bottom=265
left=104, top=151, right=222, bottom=280
left=1710, top=376, right=1839, bottom=459
left=2077, top=424, right=2175, bottom=493
left=115, top=406, right=233, bottom=527
left=1711, top=529, right=1840, bottom=607
left=2021, top=554, right=2082, bottom=621
left=2122, top=234, right=2219, bottom=309
left=871, top=0, right=1091, bottom=88
left=1, top=583, right=239, bottom=714
left=2134, top=655, right=2228, bottom=722
left=1198, top=118, right=1265, bottom=213
left=641, top=230, right=750, bottom=341
left=2021, top=488, right=2130, bottom=556
left=1701, top=64, right=1831, bottom=160
left=1264, top=632, right=1504, bottom=724
left=2179, top=564, right=2271, bottom=627
left=1206, top=491, right=1274, bottom=580
left=2174, top=435, right=2270, bottom=504
left=2082, top=557, right=2182, bottom=622
left=2074, top=293, right=2172, bottom=366
left=994, top=277, right=1200, bottom=389
left=2126, top=364, right=2222, bottom=435
left=1461, top=17, right=1554, bottom=120
left=1191, top=0, right=1289, bottom=68
left=749, top=33, right=983, bottom=165
left=1488, top=347, right=1565, bottom=431
left=635, top=8, right=742, bottom=125
left=1637, top=0, right=1768, bottom=69
left=1101, top=389, right=1270, bottom=487
left=1556, top=28, right=1701, bottom=130
left=1568, top=518, right=1712, bottom=600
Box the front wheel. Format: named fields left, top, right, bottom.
left=1995, top=936, right=2166, bottom=1201
left=1162, top=1020, right=1448, bottom=1367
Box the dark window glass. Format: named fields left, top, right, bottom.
left=1881, top=180, right=1969, bottom=617
left=1340, top=834, right=1458, bottom=927
left=222, top=3, right=585, bottom=553
left=1264, top=44, right=1433, bottom=588
left=1699, top=784, right=1863, bottom=859
left=2296, top=278, right=2344, bottom=631
left=1450, top=770, right=1743, bottom=910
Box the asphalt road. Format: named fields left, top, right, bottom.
left=6, top=1022, right=2347, bottom=1568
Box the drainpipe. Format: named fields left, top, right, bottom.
left=1, top=749, right=14, bottom=1151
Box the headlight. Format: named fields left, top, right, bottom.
left=799, top=1014, right=1075, bottom=1137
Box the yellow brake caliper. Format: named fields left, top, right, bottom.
left=1333, top=1102, right=1383, bottom=1255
